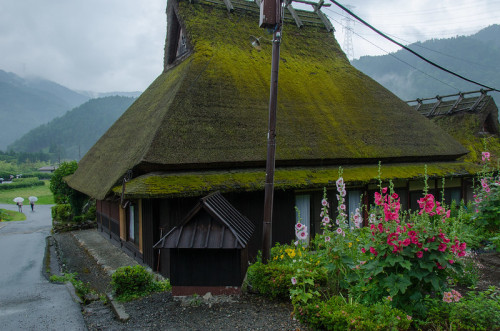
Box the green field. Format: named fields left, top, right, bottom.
left=0, top=208, right=26, bottom=222
left=0, top=180, right=54, bottom=205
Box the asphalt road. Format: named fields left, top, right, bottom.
left=0, top=203, right=86, bottom=330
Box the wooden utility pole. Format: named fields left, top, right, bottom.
left=260, top=0, right=283, bottom=264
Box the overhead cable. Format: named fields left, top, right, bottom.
left=328, top=0, right=500, bottom=93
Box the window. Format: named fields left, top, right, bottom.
left=347, top=190, right=362, bottom=228
left=295, top=194, right=311, bottom=240
left=128, top=203, right=140, bottom=245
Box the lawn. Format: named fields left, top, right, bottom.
left=0, top=208, right=26, bottom=222
left=0, top=180, right=54, bottom=205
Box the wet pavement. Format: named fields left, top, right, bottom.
left=0, top=203, right=86, bottom=330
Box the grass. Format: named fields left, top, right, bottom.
left=0, top=180, right=54, bottom=205
left=0, top=208, right=26, bottom=222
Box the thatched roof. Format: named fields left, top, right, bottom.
left=114, top=162, right=480, bottom=199
left=68, top=0, right=468, bottom=200
left=409, top=91, right=500, bottom=163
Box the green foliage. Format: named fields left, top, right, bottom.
left=0, top=208, right=26, bottom=222
left=423, top=287, right=500, bottom=330
left=247, top=260, right=296, bottom=300
left=52, top=204, right=72, bottom=222
left=0, top=177, right=44, bottom=191
left=50, top=272, right=94, bottom=301
left=293, top=295, right=411, bottom=331
left=111, top=265, right=171, bottom=302
left=50, top=161, right=89, bottom=216
left=50, top=161, right=78, bottom=204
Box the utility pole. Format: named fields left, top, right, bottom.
left=259, top=0, right=283, bottom=264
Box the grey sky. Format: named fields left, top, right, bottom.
left=0, top=0, right=498, bottom=92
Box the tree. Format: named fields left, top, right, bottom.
left=49, top=161, right=88, bottom=217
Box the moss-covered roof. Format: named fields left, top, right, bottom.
left=114, top=161, right=480, bottom=199
left=68, top=0, right=469, bottom=200
left=411, top=94, right=500, bottom=164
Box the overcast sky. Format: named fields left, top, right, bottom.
left=0, top=0, right=498, bottom=93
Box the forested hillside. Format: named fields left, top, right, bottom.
left=0, top=70, right=90, bottom=150
left=8, top=96, right=136, bottom=160
left=351, top=25, right=500, bottom=105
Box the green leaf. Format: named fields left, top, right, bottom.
left=398, top=260, right=412, bottom=270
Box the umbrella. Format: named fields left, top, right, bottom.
left=13, top=197, right=24, bottom=203
left=29, top=196, right=38, bottom=202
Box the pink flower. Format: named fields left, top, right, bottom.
left=298, top=231, right=308, bottom=240
left=322, top=216, right=330, bottom=224
left=449, top=260, right=454, bottom=264
left=325, top=236, right=331, bottom=242
left=482, top=151, right=491, bottom=162
left=369, top=247, right=378, bottom=256
left=407, top=315, right=412, bottom=321
left=291, top=277, right=297, bottom=285
left=416, top=251, right=423, bottom=258
left=321, top=199, right=328, bottom=206
left=382, top=187, right=388, bottom=194
left=438, top=243, right=447, bottom=252
left=361, top=247, right=366, bottom=253
left=295, top=223, right=304, bottom=231
left=340, top=204, right=346, bottom=210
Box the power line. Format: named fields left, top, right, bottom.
left=328, top=0, right=500, bottom=93
left=326, top=13, right=462, bottom=92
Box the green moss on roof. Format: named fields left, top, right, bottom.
left=113, top=162, right=481, bottom=199
left=431, top=112, right=500, bottom=164
left=68, top=0, right=469, bottom=200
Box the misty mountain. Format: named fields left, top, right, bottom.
left=351, top=24, right=500, bottom=105
left=8, top=96, right=136, bottom=160
left=0, top=70, right=91, bottom=150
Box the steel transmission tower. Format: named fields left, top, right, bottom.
left=342, top=5, right=355, bottom=60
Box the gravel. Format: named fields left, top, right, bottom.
left=52, top=232, right=307, bottom=331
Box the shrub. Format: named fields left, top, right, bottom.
left=247, top=261, right=295, bottom=300
left=0, top=177, right=44, bottom=191
left=293, top=295, right=411, bottom=331
left=424, top=287, right=500, bottom=330
left=111, top=265, right=170, bottom=301
left=51, top=204, right=72, bottom=222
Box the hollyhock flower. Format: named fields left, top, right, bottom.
left=382, top=187, right=388, bottom=194
left=449, top=260, right=454, bottom=264
left=416, top=251, right=423, bottom=258
left=322, top=216, right=330, bottom=224
left=340, top=204, right=346, bottom=210
left=438, top=243, right=447, bottom=252
left=374, top=192, right=383, bottom=206
left=325, top=236, right=331, bottom=242
left=336, top=177, right=344, bottom=188
left=482, top=151, right=490, bottom=161
left=321, top=199, right=328, bottom=206
left=295, top=223, right=304, bottom=231
left=291, top=277, right=297, bottom=285
left=369, top=247, right=378, bottom=256
left=298, top=230, right=308, bottom=240
left=361, top=247, right=366, bottom=253
left=336, top=227, right=343, bottom=235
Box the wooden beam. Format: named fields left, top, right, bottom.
left=286, top=4, right=303, bottom=28
left=223, top=0, right=234, bottom=12
left=315, top=8, right=334, bottom=32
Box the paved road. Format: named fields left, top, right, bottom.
left=0, top=203, right=86, bottom=330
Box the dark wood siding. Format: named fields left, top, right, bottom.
left=170, top=249, right=242, bottom=286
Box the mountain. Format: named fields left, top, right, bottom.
left=0, top=70, right=91, bottom=150
left=351, top=25, right=500, bottom=105
left=7, top=96, right=136, bottom=160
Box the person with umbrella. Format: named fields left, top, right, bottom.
left=29, top=196, right=38, bottom=211
left=13, top=197, right=24, bottom=212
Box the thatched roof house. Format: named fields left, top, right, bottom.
left=67, top=0, right=478, bottom=289
left=409, top=89, right=500, bottom=163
